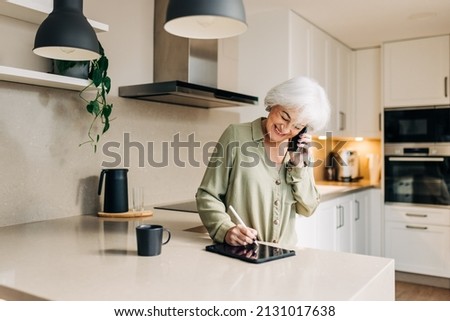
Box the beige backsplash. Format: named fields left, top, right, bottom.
left=0, top=80, right=381, bottom=227
left=313, top=137, right=381, bottom=182
left=0, top=81, right=240, bottom=227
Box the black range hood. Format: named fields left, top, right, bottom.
left=118, top=0, right=258, bottom=108
left=119, top=80, right=258, bottom=108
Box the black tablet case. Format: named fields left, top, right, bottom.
left=205, top=243, right=295, bottom=264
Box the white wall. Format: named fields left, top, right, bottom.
left=0, top=0, right=246, bottom=226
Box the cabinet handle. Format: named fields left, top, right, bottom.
left=339, top=112, right=346, bottom=131
left=378, top=113, right=382, bottom=131
left=406, top=225, right=428, bottom=230
left=336, top=205, right=341, bottom=229
left=445, top=77, right=448, bottom=98
left=405, top=213, right=427, bottom=218
left=355, top=200, right=360, bottom=221
left=336, top=205, right=344, bottom=229
left=388, top=157, right=444, bottom=162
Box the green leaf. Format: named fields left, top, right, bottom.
left=102, top=105, right=112, bottom=118
left=90, top=100, right=100, bottom=115
left=102, top=120, right=110, bottom=134
left=104, top=77, right=111, bottom=94
left=98, top=56, right=108, bottom=72
left=92, top=68, right=103, bottom=87
left=86, top=101, right=94, bottom=114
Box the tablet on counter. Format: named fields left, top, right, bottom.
left=205, top=243, right=295, bottom=264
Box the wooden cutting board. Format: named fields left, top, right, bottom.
left=97, top=209, right=153, bottom=218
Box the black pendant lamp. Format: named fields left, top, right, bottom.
left=33, top=0, right=100, bottom=61
left=164, top=0, right=247, bottom=39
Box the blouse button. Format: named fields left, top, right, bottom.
left=275, top=179, right=281, bottom=185
left=274, top=199, right=279, bottom=206
left=273, top=219, right=280, bottom=225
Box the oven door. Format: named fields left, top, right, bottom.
left=385, top=156, right=450, bottom=206
left=384, top=107, right=437, bottom=143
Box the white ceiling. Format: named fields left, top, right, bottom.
left=243, top=0, right=450, bottom=49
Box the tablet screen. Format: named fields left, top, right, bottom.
left=205, top=243, right=295, bottom=264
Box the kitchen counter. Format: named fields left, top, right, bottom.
left=154, top=181, right=378, bottom=213
left=0, top=209, right=394, bottom=301
left=316, top=180, right=378, bottom=202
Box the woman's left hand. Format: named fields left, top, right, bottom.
left=289, top=132, right=312, bottom=167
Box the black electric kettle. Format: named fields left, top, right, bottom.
left=98, top=168, right=129, bottom=213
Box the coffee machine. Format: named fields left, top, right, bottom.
left=325, top=150, right=360, bottom=182
left=338, top=150, right=360, bottom=181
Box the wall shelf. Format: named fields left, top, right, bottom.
left=0, top=0, right=109, bottom=32
left=0, top=0, right=108, bottom=91
left=0, top=65, right=93, bottom=91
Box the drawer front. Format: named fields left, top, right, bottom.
left=385, top=221, right=450, bottom=278
left=385, top=205, right=450, bottom=226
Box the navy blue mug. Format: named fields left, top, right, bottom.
left=136, top=225, right=171, bottom=256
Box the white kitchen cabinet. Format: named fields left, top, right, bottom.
left=296, top=211, right=317, bottom=248
left=297, top=189, right=372, bottom=255
left=336, top=43, right=354, bottom=137
left=310, top=25, right=328, bottom=91
left=238, top=8, right=353, bottom=132
left=384, top=205, right=450, bottom=278
left=315, top=194, right=353, bottom=252
left=352, top=191, right=369, bottom=255
left=383, top=35, right=450, bottom=108
left=289, top=12, right=310, bottom=78
left=368, top=189, right=383, bottom=257
left=309, top=27, right=354, bottom=138
left=335, top=194, right=353, bottom=252
left=322, top=33, right=338, bottom=135
left=0, top=0, right=108, bottom=91
left=237, top=9, right=300, bottom=122
left=354, top=48, right=381, bottom=138
left=309, top=25, right=354, bottom=137
left=310, top=198, right=335, bottom=250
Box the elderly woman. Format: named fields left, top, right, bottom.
left=196, top=76, right=331, bottom=247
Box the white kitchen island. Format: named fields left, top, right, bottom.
left=0, top=209, right=394, bottom=301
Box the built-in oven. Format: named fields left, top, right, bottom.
left=384, top=144, right=450, bottom=207
left=384, top=106, right=450, bottom=143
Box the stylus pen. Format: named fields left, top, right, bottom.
left=228, top=205, right=259, bottom=245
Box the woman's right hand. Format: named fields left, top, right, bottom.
left=225, top=225, right=258, bottom=246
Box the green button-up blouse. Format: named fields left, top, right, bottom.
left=196, top=118, right=320, bottom=247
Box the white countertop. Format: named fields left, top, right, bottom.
left=0, top=209, right=394, bottom=301
left=316, top=181, right=378, bottom=201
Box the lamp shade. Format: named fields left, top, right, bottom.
left=164, top=0, right=247, bottom=39
left=33, top=0, right=100, bottom=61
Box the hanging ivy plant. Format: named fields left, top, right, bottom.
left=78, top=42, right=113, bottom=153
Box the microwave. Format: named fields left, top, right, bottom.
left=384, top=106, right=450, bottom=143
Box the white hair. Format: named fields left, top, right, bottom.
left=264, top=76, right=331, bottom=132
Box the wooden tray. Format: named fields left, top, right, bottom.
left=97, top=209, right=153, bottom=218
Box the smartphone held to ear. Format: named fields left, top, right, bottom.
left=288, top=127, right=307, bottom=152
